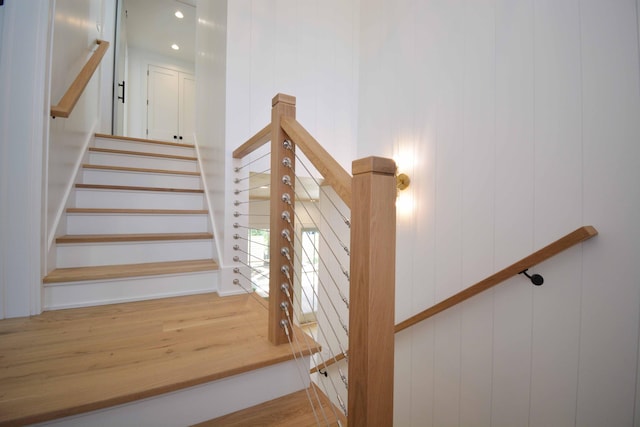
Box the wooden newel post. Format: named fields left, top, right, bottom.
left=348, top=156, right=396, bottom=426
left=269, top=94, right=296, bottom=345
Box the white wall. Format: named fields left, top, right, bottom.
left=358, top=0, right=640, bottom=425
left=0, top=0, right=52, bottom=318
left=193, top=0, right=227, bottom=292
left=222, top=0, right=360, bottom=294
left=126, top=47, right=194, bottom=139
left=47, top=0, right=111, bottom=268
left=0, top=3, right=4, bottom=61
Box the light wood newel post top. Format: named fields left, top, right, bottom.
left=352, top=156, right=397, bottom=176
left=272, top=93, right=296, bottom=107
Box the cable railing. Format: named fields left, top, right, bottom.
left=51, top=39, right=109, bottom=118
left=232, top=94, right=396, bottom=426
left=231, top=94, right=600, bottom=426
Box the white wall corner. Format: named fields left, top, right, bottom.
left=0, top=0, right=53, bottom=318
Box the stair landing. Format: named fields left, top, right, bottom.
left=0, top=293, right=320, bottom=426
left=196, top=384, right=345, bottom=427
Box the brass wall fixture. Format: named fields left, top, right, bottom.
left=396, top=173, right=410, bottom=191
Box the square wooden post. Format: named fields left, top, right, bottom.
left=348, top=156, right=396, bottom=426
left=269, top=94, right=296, bottom=345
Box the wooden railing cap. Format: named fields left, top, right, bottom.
left=272, top=93, right=296, bottom=106
left=352, top=156, right=396, bottom=176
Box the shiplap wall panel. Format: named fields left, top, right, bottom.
left=295, top=1, right=319, bottom=136
left=491, top=1, right=535, bottom=425
left=529, top=1, right=583, bottom=425
left=578, top=0, right=640, bottom=425
left=388, top=0, right=419, bottom=422
left=459, top=1, right=496, bottom=425
left=431, top=1, right=466, bottom=425
left=355, top=0, right=640, bottom=424
left=249, top=0, right=274, bottom=130
left=408, top=1, right=439, bottom=424
left=274, top=0, right=297, bottom=96
left=636, top=4, right=640, bottom=422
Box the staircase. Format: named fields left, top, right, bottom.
left=43, top=134, right=219, bottom=310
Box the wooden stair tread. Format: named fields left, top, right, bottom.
left=95, top=132, right=196, bottom=149
left=195, top=384, right=344, bottom=427
left=56, top=232, right=213, bottom=244
left=43, top=259, right=219, bottom=284
left=83, top=164, right=200, bottom=176
left=89, top=147, right=197, bottom=161
left=75, top=183, right=204, bottom=193
left=66, top=208, right=208, bottom=214
left=0, top=293, right=321, bottom=426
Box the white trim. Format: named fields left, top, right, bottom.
left=46, top=123, right=98, bottom=251
left=193, top=133, right=224, bottom=269
left=0, top=0, right=53, bottom=318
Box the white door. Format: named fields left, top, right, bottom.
left=179, top=73, right=196, bottom=143
left=147, top=65, right=195, bottom=143
left=147, top=65, right=179, bottom=142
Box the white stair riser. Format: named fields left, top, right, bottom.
left=88, top=152, right=199, bottom=172
left=66, top=214, right=209, bottom=235
left=82, top=169, right=202, bottom=188
left=75, top=189, right=205, bottom=209
left=33, top=357, right=309, bottom=427
left=56, top=240, right=214, bottom=267
left=95, top=138, right=196, bottom=157
left=43, top=271, right=219, bottom=310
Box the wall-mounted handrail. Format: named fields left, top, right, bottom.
left=395, top=225, right=598, bottom=333
left=280, top=116, right=352, bottom=207
left=51, top=39, right=110, bottom=118
left=311, top=225, right=598, bottom=374
left=232, top=123, right=271, bottom=159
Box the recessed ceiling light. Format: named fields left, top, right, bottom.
left=175, top=10, right=184, bottom=19
left=171, top=44, right=180, bottom=50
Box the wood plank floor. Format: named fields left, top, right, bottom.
left=195, top=384, right=345, bottom=427
left=0, top=293, right=319, bottom=426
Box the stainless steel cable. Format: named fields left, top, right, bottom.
left=286, top=144, right=350, bottom=228
left=234, top=150, right=270, bottom=172
left=281, top=319, right=324, bottom=426
left=280, top=288, right=343, bottom=425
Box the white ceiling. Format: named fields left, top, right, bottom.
left=124, top=0, right=196, bottom=64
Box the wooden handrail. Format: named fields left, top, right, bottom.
left=311, top=225, right=598, bottom=374
left=395, top=225, right=598, bottom=333
left=51, top=40, right=110, bottom=118
left=232, top=123, right=271, bottom=159
left=280, top=116, right=352, bottom=207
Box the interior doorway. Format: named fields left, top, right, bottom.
left=111, top=0, right=196, bottom=139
